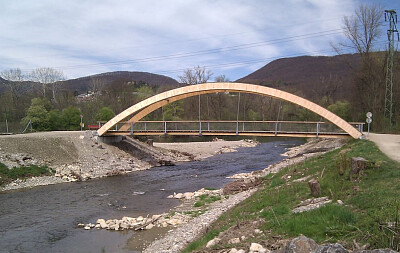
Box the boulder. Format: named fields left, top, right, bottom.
left=349, top=157, right=367, bottom=180
left=206, top=238, right=221, bottom=248
left=314, top=243, right=348, bottom=253
left=250, top=242, right=269, bottom=253
left=175, top=193, right=184, bottom=199
left=283, top=235, right=318, bottom=253
left=183, top=192, right=195, bottom=199
left=137, top=216, right=144, bottom=222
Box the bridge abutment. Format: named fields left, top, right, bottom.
left=99, top=135, right=123, bottom=144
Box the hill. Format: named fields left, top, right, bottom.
left=238, top=54, right=360, bottom=102
left=61, top=71, right=180, bottom=94
left=0, top=71, right=179, bottom=95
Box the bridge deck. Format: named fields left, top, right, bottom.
left=100, top=120, right=363, bottom=139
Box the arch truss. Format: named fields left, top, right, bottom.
left=97, top=83, right=362, bottom=139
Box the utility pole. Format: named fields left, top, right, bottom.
left=384, top=9, right=399, bottom=128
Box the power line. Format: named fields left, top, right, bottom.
left=20, top=29, right=343, bottom=72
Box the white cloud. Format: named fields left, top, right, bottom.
left=0, top=0, right=395, bottom=81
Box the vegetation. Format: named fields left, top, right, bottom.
left=0, top=162, right=55, bottom=186
left=193, top=194, right=222, bottom=207
left=183, top=140, right=400, bottom=252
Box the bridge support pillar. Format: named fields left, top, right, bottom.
left=99, top=136, right=123, bottom=144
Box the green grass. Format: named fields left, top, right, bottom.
left=0, top=162, right=55, bottom=186
left=183, top=139, right=400, bottom=252
left=193, top=194, right=222, bottom=207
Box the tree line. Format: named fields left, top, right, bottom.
left=0, top=3, right=398, bottom=133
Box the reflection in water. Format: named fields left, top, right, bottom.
left=0, top=139, right=303, bottom=253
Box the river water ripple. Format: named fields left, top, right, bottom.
left=0, top=139, right=303, bottom=253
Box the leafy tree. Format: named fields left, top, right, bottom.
left=21, top=98, right=50, bottom=131
left=48, top=110, right=64, bottom=130
left=135, top=85, right=155, bottom=102
left=328, top=101, right=352, bottom=121
left=95, top=107, right=115, bottom=122
left=163, top=101, right=184, bottom=120
left=62, top=106, right=81, bottom=130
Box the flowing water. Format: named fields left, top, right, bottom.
left=0, top=139, right=304, bottom=253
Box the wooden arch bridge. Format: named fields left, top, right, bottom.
left=97, top=83, right=364, bottom=139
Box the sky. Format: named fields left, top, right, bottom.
left=1, top=0, right=399, bottom=81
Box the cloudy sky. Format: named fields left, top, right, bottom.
left=1, top=0, right=399, bottom=81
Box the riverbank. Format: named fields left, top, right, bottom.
left=177, top=138, right=400, bottom=252
left=139, top=138, right=347, bottom=252
left=0, top=132, right=258, bottom=191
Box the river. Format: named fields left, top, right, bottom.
left=0, top=138, right=304, bottom=253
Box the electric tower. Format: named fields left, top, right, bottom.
left=384, top=9, right=399, bottom=128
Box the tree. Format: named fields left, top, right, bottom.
left=338, top=4, right=385, bottom=127
left=21, top=98, right=50, bottom=131
left=0, top=68, right=25, bottom=100
left=29, top=67, right=65, bottom=101
left=163, top=100, right=184, bottom=120
left=95, top=107, right=115, bottom=122
left=89, top=77, right=105, bottom=94
left=47, top=109, right=64, bottom=130
left=62, top=106, right=81, bottom=130
left=179, top=66, right=213, bottom=120
left=328, top=100, right=352, bottom=121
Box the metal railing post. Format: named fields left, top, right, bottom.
left=316, top=122, right=320, bottom=138
left=236, top=121, right=239, bottom=135
left=144, top=122, right=147, bottom=131
left=274, top=121, right=278, bottom=136
left=207, top=122, right=210, bottom=131
left=5, top=119, right=8, bottom=134
left=130, top=123, right=133, bottom=135
left=115, top=124, right=118, bottom=131
left=199, top=121, right=202, bottom=136
left=164, top=121, right=167, bottom=135
left=242, top=122, right=245, bottom=131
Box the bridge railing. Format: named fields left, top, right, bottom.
left=98, top=120, right=364, bottom=137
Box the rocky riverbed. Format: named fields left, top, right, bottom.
left=0, top=132, right=258, bottom=191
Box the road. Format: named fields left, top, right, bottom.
left=368, top=133, right=400, bottom=162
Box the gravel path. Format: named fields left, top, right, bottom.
left=368, top=133, right=400, bottom=162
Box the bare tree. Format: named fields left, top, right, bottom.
left=0, top=68, right=25, bottom=100
left=89, top=77, right=106, bottom=94
left=178, top=66, right=213, bottom=120
left=29, top=67, right=65, bottom=101
left=178, top=65, right=213, bottom=85
left=336, top=3, right=385, bottom=124
left=342, top=4, right=384, bottom=55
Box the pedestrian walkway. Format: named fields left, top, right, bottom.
left=367, top=133, right=400, bottom=162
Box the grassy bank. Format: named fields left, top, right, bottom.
left=0, top=162, right=55, bottom=186
left=183, top=139, right=400, bottom=252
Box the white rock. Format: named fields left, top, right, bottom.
left=137, top=216, right=144, bottom=221
left=206, top=238, right=221, bottom=248
left=228, top=238, right=241, bottom=244
left=77, top=223, right=85, bottom=228
left=337, top=199, right=344, bottom=205
left=152, top=214, right=161, bottom=220
left=229, top=249, right=238, bottom=253
left=145, top=224, right=154, bottom=230
left=175, top=193, right=184, bottom=199
left=161, top=222, right=168, bottom=228
left=183, top=192, right=195, bottom=199
left=79, top=135, right=85, bottom=139
left=254, top=229, right=262, bottom=234
left=237, top=250, right=246, bottom=253
left=241, top=236, right=246, bottom=241
left=84, top=226, right=91, bottom=230
left=250, top=242, right=269, bottom=253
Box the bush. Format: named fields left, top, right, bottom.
left=95, top=107, right=115, bottom=122
left=62, top=106, right=81, bottom=130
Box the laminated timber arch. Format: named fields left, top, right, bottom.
left=98, top=83, right=362, bottom=139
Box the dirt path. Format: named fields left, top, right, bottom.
left=368, top=133, right=400, bottom=162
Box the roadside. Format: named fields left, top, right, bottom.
left=367, top=133, right=400, bottom=162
